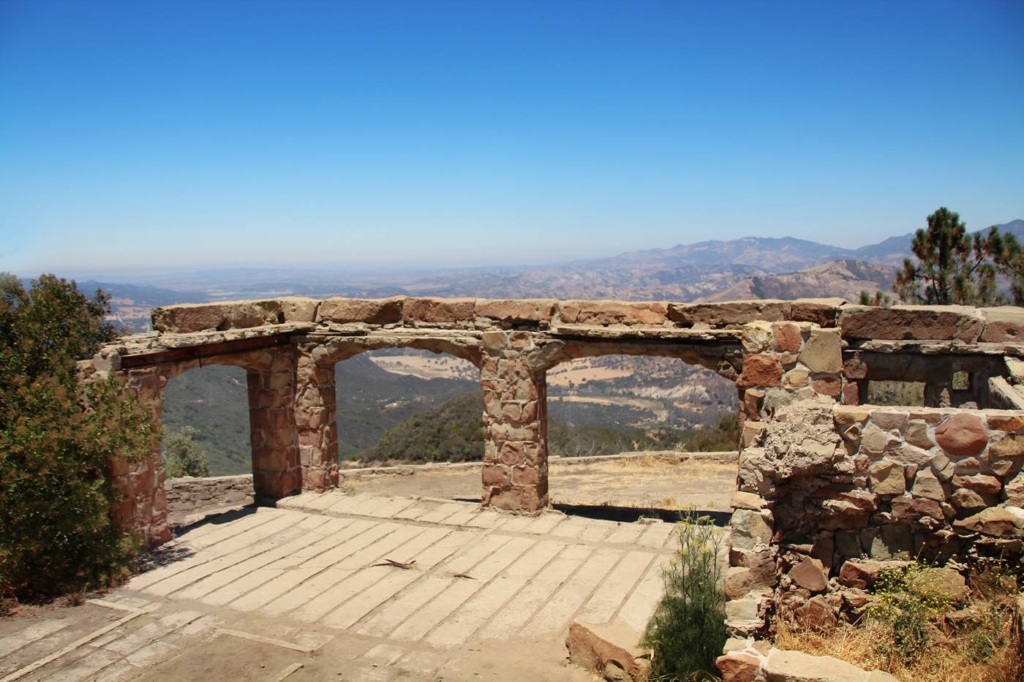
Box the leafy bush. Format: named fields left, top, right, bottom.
left=0, top=274, right=157, bottom=602
left=163, top=426, right=211, bottom=478
left=642, top=512, right=727, bottom=681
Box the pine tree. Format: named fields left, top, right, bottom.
left=894, top=207, right=999, bottom=305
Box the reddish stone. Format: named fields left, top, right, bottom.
left=934, top=413, right=988, bottom=456
left=841, top=381, right=860, bottom=405
left=500, top=442, right=525, bottom=466
left=838, top=305, right=984, bottom=342
left=891, top=495, right=944, bottom=522
left=512, top=466, right=540, bottom=487
left=811, top=376, right=842, bottom=398
left=954, top=508, right=1022, bottom=537
left=742, top=389, right=765, bottom=420
left=475, top=299, right=556, bottom=323
left=716, top=653, right=761, bottom=682
left=402, top=297, right=476, bottom=324
left=773, top=322, right=803, bottom=353
left=737, top=354, right=783, bottom=389
left=482, top=464, right=509, bottom=487
left=790, top=557, right=828, bottom=592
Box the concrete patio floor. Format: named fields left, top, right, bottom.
left=1, top=492, right=697, bottom=681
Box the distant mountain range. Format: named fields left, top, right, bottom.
left=81, top=219, right=1023, bottom=330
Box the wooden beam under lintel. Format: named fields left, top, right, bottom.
left=119, top=333, right=295, bottom=369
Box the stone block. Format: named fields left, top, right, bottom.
left=904, top=421, right=932, bottom=449
left=773, top=322, right=803, bottom=353
left=1006, top=472, right=1024, bottom=506
left=954, top=507, right=1023, bottom=537
left=742, top=321, right=774, bottom=353
left=891, top=495, right=943, bottom=523
left=935, top=413, right=988, bottom=456
left=799, top=329, right=843, bottom=374
left=668, top=300, right=789, bottom=328
left=152, top=300, right=287, bottom=333
left=783, top=369, right=810, bottom=390
left=317, top=297, right=404, bottom=324
left=955, top=474, right=1002, bottom=495
left=980, top=307, right=1024, bottom=342
left=990, top=433, right=1024, bottom=458
left=475, top=298, right=557, bottom=324
left=716, top=652, right=762, bottom=682
left=869, top=461, right=905, bottom=495
left=838, top=304, right=984, bottom=342
left=560, top=300, right=668, bottom=326
left=911, top=468, right=948, bottom=501
left=402, top=297, right=476, bottom=325
left=789, top=557, right=828, bottom=592
left=737, top=354, right=783, bottom=389
left=789, top=298, right=846, bottom=326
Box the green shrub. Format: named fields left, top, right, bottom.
left=163, top=426, right=211, bottom=478
left=866, top=563, right=953, bottom=665
left=642, top=512, right=727, bottom=681
left=0, top=274, right=157, bottom=602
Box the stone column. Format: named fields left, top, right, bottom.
left=294, top=349, right=339, bottom=491
left=246, top=348, right=302, bottom=501
left=111, top=366, right=171, bottom=547
left=480, top=331, right=549, bottom=513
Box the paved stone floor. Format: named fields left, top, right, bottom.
left=1, top=493, right=684, bottom=681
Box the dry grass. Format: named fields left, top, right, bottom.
left=774, top=593, right=1024, bottom=682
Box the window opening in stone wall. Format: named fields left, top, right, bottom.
left=952, top=370, right=971, bottom=391
left=545, top=355, right=738, bottom=516
left=162, top=365, right=252, bottom=476
left=865, top=380, right=926, bottom=407
left=333, top=349, right=482, bottom=500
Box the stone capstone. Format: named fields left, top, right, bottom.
left=837, top=304, right=984, bottom=343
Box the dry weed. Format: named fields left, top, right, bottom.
left=774, top=594, right=1023, bottom=682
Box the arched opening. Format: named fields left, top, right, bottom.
left=335, top=348, right=481, bottom=465
left=544, top=352, right=739, bottom=517
left=162, top=364, right=251, bottom=476
left=325, top=343, right=485, bottom=501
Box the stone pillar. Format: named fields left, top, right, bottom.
left=111, top=367, right=171, bottom=547
left=246, top=348, right=302, bottom=501
left=480, top=331, right=549, bottom=512
left=294, top=349, right=339, bottom=491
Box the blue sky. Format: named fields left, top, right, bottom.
left=2, top=1, right=1022, bottom=277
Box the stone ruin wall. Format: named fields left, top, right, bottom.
left=86, top=295, right=1024, bottom=636
left=165, top=474, right=254, bottom=524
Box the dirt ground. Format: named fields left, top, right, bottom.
left=341, top=454, right=737, bottom=513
